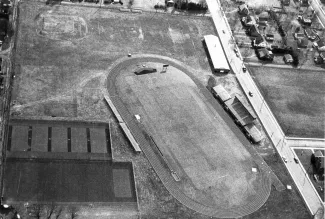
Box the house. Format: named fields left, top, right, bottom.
left=282, top=0, right=290, bottom=6
left=238, top=4, right=249, bottom=15
left=253, top=34, right=268, bottom=48
left=258, top=12, right=269, bottom=26
left=283, top=54, right=293, bottom=63
left=297, top=38, right=308, bottom=48
left=241, top=15, right=256, bottom=26
left=298, top=15, right=312, bottom=26
left=304, top=28, right=318, bottom=40
left=248, top=24, right=260, bottom=37
left=257, top=48, right=274, bottom=61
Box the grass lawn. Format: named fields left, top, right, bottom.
left=250, top=66, right=325, bottom=138
left=12, top=1, right=215, bottom=118
left=243, top=153, right=311, bottom=219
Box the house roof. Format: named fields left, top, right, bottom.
left=284, top=54, right=293, bottom=60
left=238, top=4, right=249, bottom=14
left=257, top=48, right=270, bottom=57
left=259, top=11, right=269, bottom=20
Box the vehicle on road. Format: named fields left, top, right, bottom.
left=242, top=64, right=246, bottom=72
left=294, top=157, right=299, bottom=163
left=282, top=156, right=288, bottom=163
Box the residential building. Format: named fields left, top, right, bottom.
left=238, top=4, right=249, bottom=16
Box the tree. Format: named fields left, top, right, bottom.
left=207, top=76, right=216, bottom=90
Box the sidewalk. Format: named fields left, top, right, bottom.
left=205, top=0, right=324, bottom=215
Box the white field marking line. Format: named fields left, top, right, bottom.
left=16, top=170, right=21, bottom=195
left=217, top=174, right=228, bottom=179
left=290, top=147, right=323, bottom=202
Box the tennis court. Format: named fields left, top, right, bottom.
left=2, top=158, right=136, bottom=204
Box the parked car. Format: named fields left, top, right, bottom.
left=294, top=32, right=305, bottom=40
left=234, top=48, right=240, bottom=57
left=265, top=34, right=274, bottom=41
left=304, top=28, right=318, bottom=40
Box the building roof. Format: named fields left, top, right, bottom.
left=212, top=85, right=232, bottom=102
left=238, top=4, right=249, bottom=14
left=257, top=48, right=271, bottom=57
left=284, top=54, right=293, bottom=60
left=259, top=11, right=269, bottom=21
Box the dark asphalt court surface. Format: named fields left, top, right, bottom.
left=2, top=158, right=137, bottom=203
left=7, top=119, right=111, bottom=154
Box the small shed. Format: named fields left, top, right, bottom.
left=212, top=85, right=232, bottom=102
left=283, top=54, right=293, bottom=63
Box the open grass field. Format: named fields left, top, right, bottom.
left=250, top=66, right=325, bottom=138
left=113, top=60, right=270, bottom=212
left=293, top=148, right=325, bottom=201
left=12, top=1, right=216, bottom=118
left=3, top=158, right=136, bottom=203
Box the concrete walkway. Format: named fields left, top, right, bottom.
left=205, top=0, right=325, bottom=215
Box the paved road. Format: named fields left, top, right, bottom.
left=205, top=0, right=325, bottom=215
left=311, top=0, right=325, bottom=28
left=287, top=138, right=325, bottom=148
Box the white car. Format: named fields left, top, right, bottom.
left=282, top=156, right=288, bottom=163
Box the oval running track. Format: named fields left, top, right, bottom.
left=104, top=54, right=271, bottom=218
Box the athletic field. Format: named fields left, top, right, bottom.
left=3, top=159, right=136, bottom=204
left=110, top=58, right=270, bottom=213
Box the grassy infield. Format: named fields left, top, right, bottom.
left=11, top=1, right=313, bottom=218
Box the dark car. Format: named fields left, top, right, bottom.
left=265, top=34, right=274, bottom=41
